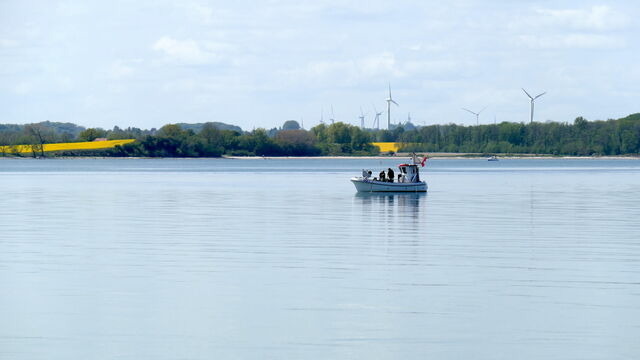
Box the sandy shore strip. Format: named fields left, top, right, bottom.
left=222, top=153, right=640, bottom=160
left=1, top=154, right=638, bottom=160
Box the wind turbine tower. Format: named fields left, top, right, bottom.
left=372, top=105, right=383, bottom=130
left=522, top=88, right=546, bottom=123
left=359, top=107, right=366, bottom=129
left=462, top=106, right=487, bottom=126
left=385, top=84, right=399, bottom=130
left=329, top=105, right=336, bottom=124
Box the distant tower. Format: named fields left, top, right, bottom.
left=462, top=106, right=487, bottom=126
left=522, top=88, right=546, bottom=123
left=359, top=107, right=366, bottom=129
left=372, top=105, right=383, bottom=130
left=329, top=105, right=336, bottom=124
left=385, top=84, right=399, bottom=130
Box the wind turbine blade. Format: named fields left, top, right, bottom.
left=479, top=106, right=487, bottom=114
left=462, top=108, right=477, bottom=115
left=391, top=100, right=399, bottom=106
left=522, top=88, right=533, bottom=99
left=534, top=92, right=546, bottom=100
left=388, top=83, right=392, bottom=97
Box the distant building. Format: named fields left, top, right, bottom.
left=282, top=120, right=301, bottom=131
left=93, top=138, right=108, bottom=142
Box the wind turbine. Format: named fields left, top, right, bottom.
left=359, top=107, right=366, bottom=129
left=522, top=88, right=546, bottom=123
left=372, top=105, right=383, bottom=130
left=329, top=105, right=336, bottom=124
left=386, top=83, right=399, bottom=130
left=461, top=106, right=487, bottom=126
left=320, top=107, right=324, bottom=124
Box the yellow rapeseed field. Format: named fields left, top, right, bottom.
left=0, top=139, right=136, bottom=154
left=372, top=142, right=400, bottom=152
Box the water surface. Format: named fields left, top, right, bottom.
left=1, top=158, right=639, bottom=359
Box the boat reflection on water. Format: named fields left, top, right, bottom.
left=353, top=191, right=426, bottom=219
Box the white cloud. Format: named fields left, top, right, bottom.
left=153, top=37, right=209, bottom=64
left=285, top=52, right=473, bottom=87
left=108, top=60, right=137, bottom=79
left=160, top=79, right=198, bottom=93
left=14, top=81, right=32, bottom=95
left=82, top=95, right=101, bottom=109
left=534, top=5, right=628, bottom=31
left=0, top=38, right=17, bottom=48
left=289, top=52, right=404, bottom=85
left=152, top=37, right=231, bottom=65
left=518, top=33, right=625, bottom=49
left=181, top=2, right=236, bottom=26
left=56, top=1, right=89, bottom=17
left=55, top=76, right=73, bottom=92
left=360, top=53, right=402, bottom=77
left=187, top=2, right=214, bottom=23
left=404, top=60, right=467, bottom=76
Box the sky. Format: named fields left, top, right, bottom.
left=1, top=0, right=639, bottom=131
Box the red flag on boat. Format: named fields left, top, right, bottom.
left=421, top=156, right=428, bottom=167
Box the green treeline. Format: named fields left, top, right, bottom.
left=112, top=123, right=378, bottom=157
left=1, top=113, right=639, bottom=157
left=397, top=114, right=640, bottom=155
left=0, top=121, right=378, bottom=157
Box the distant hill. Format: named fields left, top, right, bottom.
left=0, top=121, right=85, bottom=136
left=0, top=124, right=23, bottom=133
left=176, top=122, right=243, bottom=133
left=619, top=113, right=640, bottom=122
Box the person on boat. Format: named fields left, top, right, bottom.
left=387, top=168, right=394, bottom=183
left=378, top=170, right=386, bottom=182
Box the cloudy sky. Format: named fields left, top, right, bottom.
left=1, top=0, right=638, bottom=130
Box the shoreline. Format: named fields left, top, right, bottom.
left=224, top=155, right=640, bottom=160
left=1, top=154, right=637, bottom=160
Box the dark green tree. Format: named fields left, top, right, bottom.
left=78, top=128, right=107, bottom=142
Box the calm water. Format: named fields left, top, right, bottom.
left=1, top=158, right=639, bottom=359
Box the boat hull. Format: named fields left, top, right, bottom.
left=350, top=178, right=427, bottom=192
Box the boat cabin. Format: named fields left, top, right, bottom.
left=398, top=164, right=420, bottom=183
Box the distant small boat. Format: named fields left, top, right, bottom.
left=487, top=155, right=499, bottom=161
left=351, top=154, right=428, bottom=192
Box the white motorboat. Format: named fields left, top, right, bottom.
left=351, top=154, right=428, bottom=193
left=487, top=155, right=499, bottom=161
